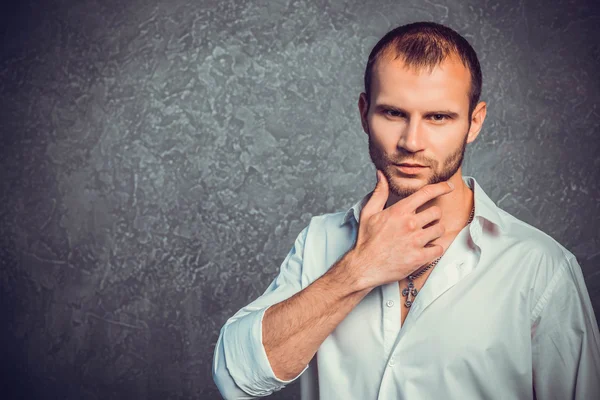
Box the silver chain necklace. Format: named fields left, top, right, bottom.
left=401, top=205, right=475, bottom=308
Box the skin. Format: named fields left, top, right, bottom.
left=359, top=52, right=487, bottom=237
left=261, top=51, right=489, bottom=381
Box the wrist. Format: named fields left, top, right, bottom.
left=328, top=249, right=373, bottom=295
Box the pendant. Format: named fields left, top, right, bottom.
left=401, top=280, right=418, bottom=308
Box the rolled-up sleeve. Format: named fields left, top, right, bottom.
left=531, top=255, right=600, bottom=399
left=212, top=225, right=311, bottom=399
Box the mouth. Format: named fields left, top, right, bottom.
left=394, top=163, right=428, bottom=174
left=398, top=163, right=426, bottom=167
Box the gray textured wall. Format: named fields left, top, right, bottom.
left=1, top=0, right=599, bottom=399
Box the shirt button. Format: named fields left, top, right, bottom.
left=386, top=300, right=394, bottom=307
left=388, top=359, right=395, bottom=367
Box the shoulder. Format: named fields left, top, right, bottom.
left=301, top=210, right=353, bottom=246
left=295, top=210, right=356, bottom=278
left=492, top=207, right=580, bottom=308
left=495, top=206, right=575, bottom=264
left=487, top=207, right=589, bottom=323
left=307, top=210, right=349, bottom=230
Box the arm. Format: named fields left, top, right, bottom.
left=531, top=255, right=600, bottom=399
left=262, top=250, right=371, bottom=380
left=212, top=225, right=312, bottom=399
left=212, top=222, right=371, bottom=399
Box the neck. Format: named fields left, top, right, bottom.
left=385, top=173, right=474, bottom=235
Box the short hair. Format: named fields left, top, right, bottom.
left=363, top=21, right=483, bottom=117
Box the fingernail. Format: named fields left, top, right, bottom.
left=448, top=181, right=454, bottom=189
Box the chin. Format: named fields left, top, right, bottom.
left=388, top=173, right=430, bottom=198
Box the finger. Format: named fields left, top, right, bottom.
left=360, top=170, right=389, bottom=220
left=404, top=181, right=454, bottom=213
left=420, top=244, right=445, bottom=264
left=419, top=223, right=445, bottom=247
left=414, top=206, right=442, bottom=228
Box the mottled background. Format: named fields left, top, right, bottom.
left=0, top=0, right=599, bottom=399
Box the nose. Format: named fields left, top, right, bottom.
left=397, top=117, right=425, bottom=153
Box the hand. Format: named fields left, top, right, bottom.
left=349, top=170, right=455, bottom=290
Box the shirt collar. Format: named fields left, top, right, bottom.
left=339, top=175, right=506, bottom=233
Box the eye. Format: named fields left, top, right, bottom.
left=384, top=109, right=405, bottom=118
left=429, top=114, right=450, bottom=122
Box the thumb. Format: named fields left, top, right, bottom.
left=361, top=170, right=389, bottom=219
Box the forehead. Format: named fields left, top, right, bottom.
left=371, top=54, right=471, bottom=109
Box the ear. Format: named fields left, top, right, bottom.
left=358, top=92, right=370, bottom=135
left=466, top=101, right=487, bottom=144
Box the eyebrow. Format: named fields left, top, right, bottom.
left=374, top=104, right=460, bottom=119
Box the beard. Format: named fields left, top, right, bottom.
left=368, top=125, right=469, bottom=200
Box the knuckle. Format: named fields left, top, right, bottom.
left=430, top=227, right=442, bottom=239
left=405, top=216, right=417, bottom=230
left=411, top=235, right=421, bottom=247
left=369, top=212, right=382, bottom=226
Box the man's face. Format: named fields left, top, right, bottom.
left=359, top=53, right=482, bottom=200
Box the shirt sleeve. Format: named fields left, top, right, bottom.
left=531, top=255, right=600, bottom=399
left=212, top=224, right=311, bottom=399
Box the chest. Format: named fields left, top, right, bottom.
left=317, top=270, right=533, bottom=399
left=398, top=265, right=436, bottom=326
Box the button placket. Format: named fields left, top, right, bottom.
left=381, top=283, right=401, bottom=358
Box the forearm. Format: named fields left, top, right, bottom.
left=262, top=250, right=371, bottom=381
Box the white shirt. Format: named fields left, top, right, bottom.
left=212, top=175, right=600, bottom=399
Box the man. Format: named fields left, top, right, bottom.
left=212, top=21, right=600, bottom=399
